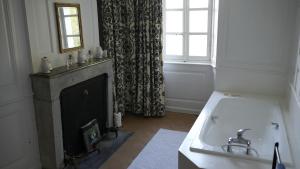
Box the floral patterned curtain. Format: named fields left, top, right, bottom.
left=101, top=0, right=165, bottom=117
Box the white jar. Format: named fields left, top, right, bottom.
left=41, top=57, right=52, bottom=73
left=102, top=50, right=108, bottom=58
left=77, top=50, right=86, bottom=64
left=95, top=46, right=103, bottom=58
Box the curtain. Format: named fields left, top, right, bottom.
left=101, top=0, right=165, bottom=117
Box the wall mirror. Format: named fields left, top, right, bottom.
left=55, top=3, right=84, bottom=53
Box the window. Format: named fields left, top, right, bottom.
left=163, top=0, right=213, bottom=62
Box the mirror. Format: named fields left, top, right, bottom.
left=55, top=3, right=84, bottom=53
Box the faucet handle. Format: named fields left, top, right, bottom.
left=237, top=128, right=251, bottom=138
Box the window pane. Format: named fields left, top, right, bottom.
left=189, top=35, right=207, bottom=56
left=166, top=35, right=183, bottom=55
left=166, top=11, right=183, bottom=33
left=189, top=11, right=208, bottom=33
left=166, top=0, right=183, bottom=9
left=190, top=0, right=209, bottom=8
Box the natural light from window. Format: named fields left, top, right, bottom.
left=163, top=0, right=213, bottom=62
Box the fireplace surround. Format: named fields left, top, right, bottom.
left=31, top=58, right=113, bottom=169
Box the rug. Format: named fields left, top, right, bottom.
left=128, top=129, right=187, bottom=169
left=65, top=130, right=133, bottom=169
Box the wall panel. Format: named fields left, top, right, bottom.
left=25, top=0, right=100, bottom=73
left=215, top=0, right=296, bottom=96
left=0, top=0, right=40, bottom=168
left=164, top=63, right=214, bottom=114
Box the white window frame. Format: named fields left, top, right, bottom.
left=163, top=0, right=214, bottom=63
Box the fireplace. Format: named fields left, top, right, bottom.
left=60, top=74, right=108, bottom=156
left=31, top=59, right=113, bottom=169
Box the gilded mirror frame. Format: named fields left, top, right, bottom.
left=55, top=3, right=84, bottom=53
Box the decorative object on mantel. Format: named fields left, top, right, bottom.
left=77, top=49, right=86, bottom=64
left=87, top=49, right=93, bottom=63
left=66, top=54, right=73, bottom=69
left=96, top=46, right=103, bottom=59
left=34, top=57, right=111, bottom=78
left=102, top=50, right=107, bottom=58
left=41, top=57, right=52, bottom=73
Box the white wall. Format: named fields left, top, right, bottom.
left=25, top=0, right=99, bottom=73
left=215, top=0, right=296, bottom=96
left=0, top=0, right=40, bottom=168
left=214, top=0, right=300, bottom=168
left=164, top=63, right=214, bottom=114
left=283, top=5, right=300, bottom=169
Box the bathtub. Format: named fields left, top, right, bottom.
left=190, top=92, right=293, bottom=166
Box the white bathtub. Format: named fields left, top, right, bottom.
left=190, top=92, right=293, bottom=166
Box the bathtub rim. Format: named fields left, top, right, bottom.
left=189, top=91, right=294, bottom=167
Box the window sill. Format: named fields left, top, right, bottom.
left=163, top=60, right=215, bottom=67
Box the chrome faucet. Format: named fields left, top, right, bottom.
left=227, top=129, right=251, bottom=155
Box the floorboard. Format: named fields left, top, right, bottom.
left=99, top=112, right=198, bottom=169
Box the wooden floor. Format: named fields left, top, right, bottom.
left=99, top=112, right=198, bottom=169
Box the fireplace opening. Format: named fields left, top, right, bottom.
left=60, top=74, right=108, bottom=156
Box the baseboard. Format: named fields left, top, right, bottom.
left=165, top=98, right=207, bottom=114
left=166, top=106, right=201, bottom=114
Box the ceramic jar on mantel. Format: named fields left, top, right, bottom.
left=95, top=46, right=103, bottom=59
left=102, top=50, right=107, bottom=58
left=77, top=50, right=86, bottom=64
left=41, top=57, right=52, bottom=73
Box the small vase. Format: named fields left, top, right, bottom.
left=77, top=50, right=86, bottom=64
left=102, top=50, right=107, bottom=58
left=95, top=46, right=103, bottom=59
left=41, top=57, right=52, bottom=73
